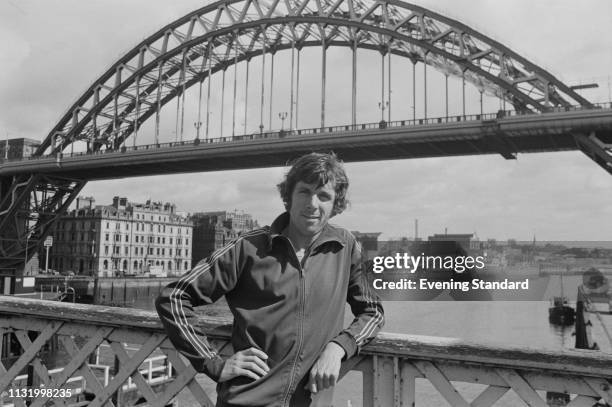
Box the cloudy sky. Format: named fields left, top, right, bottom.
left=1, top=0, right=611, bottom=241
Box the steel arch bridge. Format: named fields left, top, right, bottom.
left=0, top=0, right=609, bottom=272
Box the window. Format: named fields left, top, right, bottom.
left=125, top=235, right=128, bottom=242
left=170, top=238, right=173, bottom=244
left=104, top=246, right=109, bottom=255
left=162, top=237, right=165, bottom=244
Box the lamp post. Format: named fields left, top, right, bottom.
left=278, top=112, right=288, bottom=131
left=194, top=121, right=202, bottom=140
left=24, top=231, right=30, bottom=275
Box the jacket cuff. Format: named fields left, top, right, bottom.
left=200, top=355, right=227, bottom=381
left=332, top=332, right=358, bottom=360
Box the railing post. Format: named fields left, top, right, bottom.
left=374, top=355, right=396, bottom=406
left=362, top=356, right=374, bottom=407
left=112, top=354, right=123, bottom=407
left=399, top=360, right=417, bottom=407
left=26, top=362, right=35, bottom=406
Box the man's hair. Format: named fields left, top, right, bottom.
left=277, top=152, right=349, bottom=216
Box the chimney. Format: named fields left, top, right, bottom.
left=77, top=196, right=95, bottom=210
left=112, top=196, right=127, bottom=210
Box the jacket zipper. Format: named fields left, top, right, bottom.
left=281, top=243, right=308, bottom=406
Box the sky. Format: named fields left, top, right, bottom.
left=1, top=0, right=611, bottom=241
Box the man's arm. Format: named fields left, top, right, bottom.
left=332, top=239, right=385, bottom=358
left=156, top=238, right=243, bottom=380
left=308, top=239, right=385, bottom=393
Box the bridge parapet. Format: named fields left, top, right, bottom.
left=2, top=102, right=611, bottom=166
left=1, top=297, right=611, bottom=406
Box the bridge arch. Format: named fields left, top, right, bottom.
left=38, top=0, right=591, bottom=156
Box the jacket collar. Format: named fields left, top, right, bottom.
left=267, top=212, right=346, bottom=252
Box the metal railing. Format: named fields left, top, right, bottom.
left=1, top=296, right=611, bottom=406
left=3, top=102, right=611, bottom=164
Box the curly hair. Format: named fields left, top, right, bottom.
left=277, top=152, right=349, bottom=216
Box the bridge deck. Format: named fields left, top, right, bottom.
left=2, top=107, right=611, bottom=180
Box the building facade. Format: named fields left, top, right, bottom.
left=192, top=210, right=260, bottom=264
left=47, top=196, right=193, bottom=277
left=428, top=233, right=481, bottom=253
left=0, top=138, right=40, bottom=160
left=352, top=231, right=381, bottom=261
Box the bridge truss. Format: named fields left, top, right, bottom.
left=0, top=0, right=610, bottom=272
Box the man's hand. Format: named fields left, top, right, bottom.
left=219, top=347, right=270, bottom=382
left=306, top=342, right=346, bottom=394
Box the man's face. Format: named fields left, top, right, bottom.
left=288, top=181, right=336, bottom=239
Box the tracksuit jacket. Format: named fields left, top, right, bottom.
left=155, top=212, right=385, bottom=406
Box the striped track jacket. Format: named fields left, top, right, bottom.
left=155, top=212, right=384, bottom=406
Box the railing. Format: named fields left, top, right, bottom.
left=3, top=102, right=612, bottom=164
left=1, top=297, right=611, bottom=406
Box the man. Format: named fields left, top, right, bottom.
left=156, top=152, right=384, bottom=406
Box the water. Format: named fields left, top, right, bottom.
left=378, top=274, right=584, bottom=350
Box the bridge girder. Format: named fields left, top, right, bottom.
left=0, top=174, right=85, bottom=270
left=36, top=0, right=591, bottom=158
